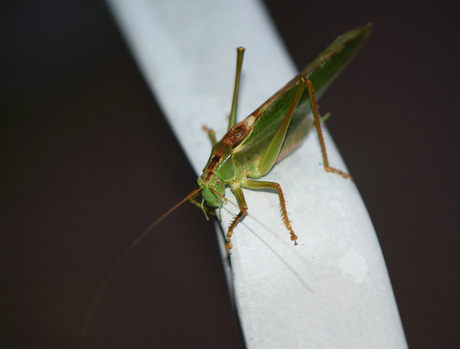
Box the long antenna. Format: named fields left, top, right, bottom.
left=79, top=186, right=202, bottom=337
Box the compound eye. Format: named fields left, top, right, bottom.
left=216, top=180, right=221, bottom=186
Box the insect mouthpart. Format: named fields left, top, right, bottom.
left=197, top=172, right=225, bottom=207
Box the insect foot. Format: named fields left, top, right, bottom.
left=325, top=166, right=354, bottom=181
left=291, top=232, right=298, bottom=245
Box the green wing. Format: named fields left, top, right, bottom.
left=233, top=24, right=372, bottom=172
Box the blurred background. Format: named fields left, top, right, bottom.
left=1, top=0, right=459, bottom=348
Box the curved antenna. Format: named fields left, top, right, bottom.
left=80, top=186, right=202, bottom=337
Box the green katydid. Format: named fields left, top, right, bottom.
left=80, top=23, right=372, bottom=336
left=193, top=23, right=372, bottom=252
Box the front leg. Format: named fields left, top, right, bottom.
left=188, top=187, right=216, bottom=219
left=227, top=186, right=248, bottom=252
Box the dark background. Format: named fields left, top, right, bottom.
left=1, top=0, right=459, bottom=348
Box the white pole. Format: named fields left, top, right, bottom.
left=106, top=0, right=407, bottom=347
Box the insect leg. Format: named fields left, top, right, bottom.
left=258, top=78, right=307, bottom=176
left=319, top=112, right=331, bottom=123
left=227, top=186, right=248, bottom=252
left=188, top=186, right=216, bottom=218
left=244, top=180, right=298, bottom=245
left=228, top=47, right=245, bottom=130
left=306, top=79, right=353, bottom=180
left=202, top=126, right=217, bottom=146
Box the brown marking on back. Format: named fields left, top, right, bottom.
left=206, top=153, right=222, bottom=171
left=221, top=122, right=251, bottom=148
left=205, top=170, right=214, bottom=182
left=204, top=121, right=252, bottom=182
left=204, top=142, right=226, bottom=181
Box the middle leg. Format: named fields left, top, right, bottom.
left=244, top=180, right=298, bottom=245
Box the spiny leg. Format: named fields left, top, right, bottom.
left=306, top=79, right=353, bottom=181
left=245, top=180, right=297, bottom=245
left=227, top=186, right=248, bottom=252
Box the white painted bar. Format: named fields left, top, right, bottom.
left=106, top=0, right=407, bottom=347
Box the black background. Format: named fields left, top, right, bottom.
left=1, top=0, right=459, bottom=348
